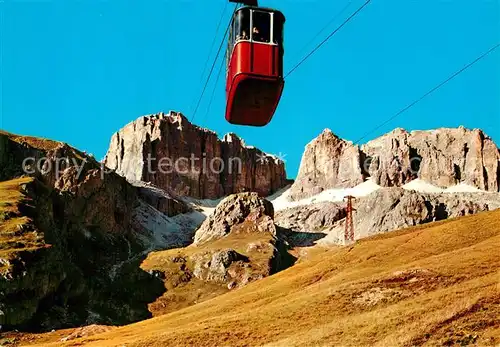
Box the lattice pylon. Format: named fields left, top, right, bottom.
left=343, top=195, right=356, bottom=245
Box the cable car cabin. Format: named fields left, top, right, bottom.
left=226, top=7, right=285, bottom=126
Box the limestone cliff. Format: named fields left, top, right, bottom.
left=289, top=129, right=364, bottom=200
left=104, top=112, right=288, bottom=199
left=289, top=127, right=500, bottom=200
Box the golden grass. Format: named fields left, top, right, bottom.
left=1, top=130, right=97, bottom=167
left=0, top=177, right=45, bottom=272
left=0, top=130, right=61, bottom=151
left=141, top=226, right=276, bottom=317
left=0, top=177, right=33, bottom=232
left=146, top=228, right=273, bottom=262
left=22, top=209, right=500, bottom=346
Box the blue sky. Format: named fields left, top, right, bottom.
left=1, top=0, right=499, bottom=178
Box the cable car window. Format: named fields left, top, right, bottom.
left=252, top=11, right=271, bottom=43
left=272, top=15, right=284, bottom=45
left=229, top=20, right=234, bottom=46
left=235, top=10, right=250, bottom=42
left=227, top=23, right=233, bottom=69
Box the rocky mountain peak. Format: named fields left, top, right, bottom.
left=391, top=127, right=409, bottom=135
left=315, top=128, right=345, bottom=143
left=289, top=129, right=364, bottom=200
left=104, top=111, right=288, bottom=199
left=222, top=132, right=243, bottom=145
left=289, top=126, right=500, bottom=201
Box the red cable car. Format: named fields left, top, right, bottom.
left=225, top=2, right=285, bottom=127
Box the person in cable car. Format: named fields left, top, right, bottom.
left=238, top=30, right=249, bottom=40
left=252, top=26, right=265, bottom=42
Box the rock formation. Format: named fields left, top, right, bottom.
left=133, top=181, right=191, bottom=217
left=289, top=127, right=500, bottom=200
left=275, top=187, right=500, bottom=246
left=193, top=192, right=275, bottom=244
left=0, top=117, right=291, bottom=331
left=2, top=118, right=499, bottom=335
left=350, top=188, right=499, bottom=239
left=0, top=132, right=171, bottom=331
left=275, top=202, right=346, bottom=233
left=289, top=129, right=364, bottom=200
left=104, top=112, right=289, bottom=200
left=364, top=127, right=500, bottom=191
left=141, top=192, right=294, bottom=316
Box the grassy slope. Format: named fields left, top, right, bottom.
left=0, top=177, right=45, bottom=274
left=0, top=177, right=32, bottom=233
left=25, top=209, right=500, bottom=347
left=0, top=130, right=61, bottom=151
left=1, top=130, right=93, bottom=164
left=141, top=223, right=276, bottom=317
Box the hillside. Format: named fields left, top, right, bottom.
left=0, top=177, right=46, bottom=276
left=139, top=192, right=294, bottom=317
left=14, top=209, right=500, bottom=346
left=0, top=132, right=172, bottom=330
left=2, top=123, right=499, bottom=345
left=0, top=128, right=289, bottom=332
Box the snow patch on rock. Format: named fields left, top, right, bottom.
left=403, top=179, right=488, bottom=194
left=269, top=179, right=381, bottom=211
left=402, top=179, right=445, bottom=193
left=271, top=178, right=492, bottom=213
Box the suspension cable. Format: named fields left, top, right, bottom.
left=201, top=51, right=227, bottom=126
left=188, top=2, right=228, bottom=116
left=353, top=42, right=500, bottom=145
left=284, top=0, right=371, bottom=79
left=198, top=2, right=228, bottom=84
left=191, top=4, right=238, bottom=123
left=293, top=1, right=353, bottom=61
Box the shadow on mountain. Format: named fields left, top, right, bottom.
left=15, top=244, right=166, bottom=334
left=266, top=185, right=292, bottom=202
left=278, top=226, right=328, bottom=248
left=288, top=232, right=328, bottom=247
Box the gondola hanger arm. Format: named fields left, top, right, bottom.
left=229, top=0, right=258, bottom=6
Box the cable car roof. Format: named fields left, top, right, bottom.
left=229, top=0, right=258, bottom=6
left=234, top=6, right=285, bottom=18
